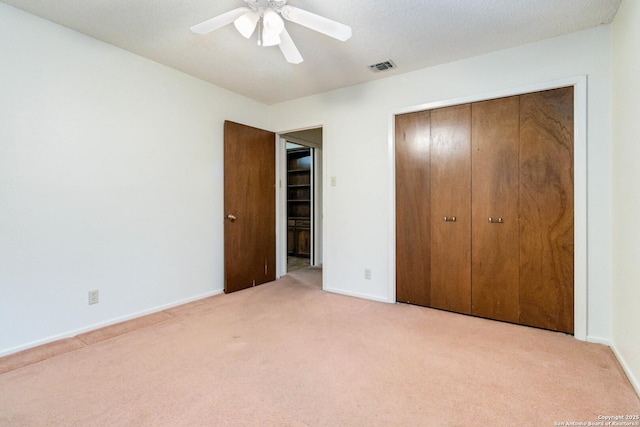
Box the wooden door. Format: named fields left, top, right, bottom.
left=224, top=121, right=276, bottom=293
left=519, top=87, right=574, bottom=333
left=395, top=111, right=431, bottom=306
left=296, top=226, right=311, bottom=256
left=471, top=96, right=520, bottom=322
left=430, top=105, right=472, bottom=314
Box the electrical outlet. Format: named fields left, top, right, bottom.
left=331, top=176, right=337, bottom=187
left=88, top=289, right=99, bottom=305
left=364, top=269, right=371, bottom=280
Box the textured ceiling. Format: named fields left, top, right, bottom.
left=1, top=0, right=621, bottom=104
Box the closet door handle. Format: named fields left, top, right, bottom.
left=443, top=216, right=457, bottom=222
left=488, top=217, right=504, bottom=224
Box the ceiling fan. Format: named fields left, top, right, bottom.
left=190, top=0, right=352, bottom=64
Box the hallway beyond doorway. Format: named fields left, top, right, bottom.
left=287, top=256, right=310, bottom=272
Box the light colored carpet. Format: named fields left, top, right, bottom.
left=0, top=268, right=638, bottom=426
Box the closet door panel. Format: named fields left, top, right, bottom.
left=395, top=111, right=432, bottom=306
left=519, top=87, right=574, bottom=333
left=471, top=96, right=520, bottom=322
left=430, top=105, right=472, bottom=314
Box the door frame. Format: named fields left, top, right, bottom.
left=388, top=76, right=588, bottom=341
left=275, top=125, right=325, bottom=282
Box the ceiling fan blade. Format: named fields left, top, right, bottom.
left=279, top=28, right=303, bottom=64
left=280, top=6, right=352, bottom=41
left=190, top=7, right=251, bottom=35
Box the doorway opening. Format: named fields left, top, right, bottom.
left=279, top=127, right=323, bottom=275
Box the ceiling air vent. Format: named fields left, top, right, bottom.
left=369, top=60, right=396, bottom=72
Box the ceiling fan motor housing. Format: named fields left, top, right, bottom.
left=246, top=0, right=288, bottom=13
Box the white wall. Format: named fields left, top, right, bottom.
left=0, top=3, right=270, bottom=355
left=611, top=0, right=640, bottom=394
left=271, top=26, right=613, bottom=341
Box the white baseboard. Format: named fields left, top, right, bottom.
left=610, top=342, right=640, bottom=398
left=586, top=335, right=612, bottom=345
left=323, top=287, right=392, bottom=304
left=585, top=336, right=639, bottom=397
left=0, top=289, right=224, bottom=357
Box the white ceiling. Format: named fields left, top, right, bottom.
left=1, top=0, right=621, bottom=105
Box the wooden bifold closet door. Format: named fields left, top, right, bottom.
left=430, top=105, right=472, bottom=314
left=519, top=88, right=574, bottom=333
left=395, top=87, right=574, bottom=334
left=395, top=111, right=432, bottom=306
left=470, top=96, right=520, bottom=323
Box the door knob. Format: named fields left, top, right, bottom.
left=226, top=214, right=237, bottom=222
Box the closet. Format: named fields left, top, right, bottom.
left=396, top=87, right=574, bottom=334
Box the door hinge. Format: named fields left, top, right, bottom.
left=265, top=258, right=268, bottom=275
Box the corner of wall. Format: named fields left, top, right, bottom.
left=610, top=341, right=640, bottom=397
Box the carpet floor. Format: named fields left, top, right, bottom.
left=1, top=268, right=638, bottom=426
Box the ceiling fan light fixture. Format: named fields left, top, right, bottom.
left=234, top=11, right=259, bottom=38
left=263, top=8, right=285, bottom=34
